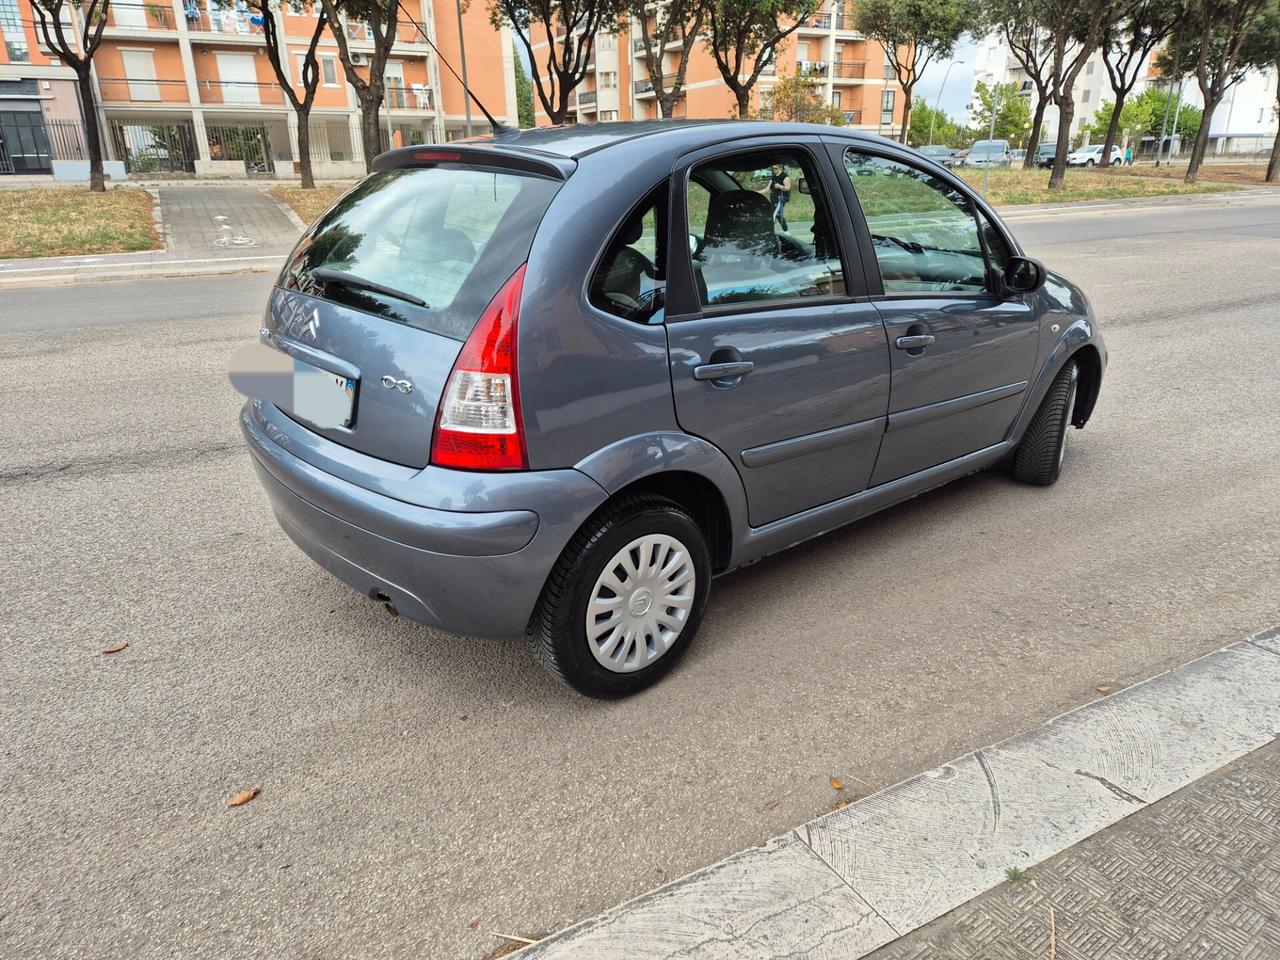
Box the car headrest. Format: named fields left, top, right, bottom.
left=703, top=190, right=776, bottom=254
left=621, top=214, right=644, bottom=245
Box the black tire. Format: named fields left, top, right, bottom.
left=531, top=493, right=712, bottom=698
left=1008, top=361, right=1079, bottom=486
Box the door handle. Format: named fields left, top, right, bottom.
left=895, top=334, right=936, bottom=350
left=693, top=361, right=754, bottom=381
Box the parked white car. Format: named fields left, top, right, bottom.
left=1067, top=144, right=1124, bottom=167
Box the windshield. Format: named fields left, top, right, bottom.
left=281, top=165, right=561, bottom=340
left=970, top=141, right=1007, bottom=156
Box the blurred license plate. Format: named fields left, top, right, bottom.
left=292, top=359, right=356, bottom=429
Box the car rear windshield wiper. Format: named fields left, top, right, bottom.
left=311, top=267, right=428, bottom=308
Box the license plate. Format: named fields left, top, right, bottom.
left=291, top=359, right=356, bottom=429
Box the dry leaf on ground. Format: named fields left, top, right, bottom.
left=1097, top=685, right=1113, bottom=694
left=761, top=798, right=781, bottom=812
left=228, top=787, right=261, bottom=807
left=829, top=776, right=843, bottom=791
left=102, top=643, right=129, bottom=654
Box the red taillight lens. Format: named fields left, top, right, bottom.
left=431, top=264, right=528, bottom=471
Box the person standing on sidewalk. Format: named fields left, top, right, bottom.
left=763, top=162, right=792, bottom=232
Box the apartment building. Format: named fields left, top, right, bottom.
left=530, top=4, right=907, bottom=135
left=972, top=33, right=1279, bottom=155
left=0, top=0, right=518, bottom=178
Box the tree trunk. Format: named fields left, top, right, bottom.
left=1183, top=93, right=1217, bottom=183
left=297, top=107, right=314, bottom=189
left=359, top=95, right=383, bottom=171
left=1023, top=97, right=1047, bottom=169
left=658, top=94, right=675, bottom=118
left=898, top=81, right=912, bottom=144
left=735, top=86, right=750, bottom=119
left=1267, top=123, right=1279, bottom=182
left=77, top=70, right=106, bottom=192
left=1099, top=91, right=1125, bottom=169
left=1047, top=98, right=1075, bottom=190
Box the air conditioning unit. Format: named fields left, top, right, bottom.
left=351, top=52, right=366, bottom=65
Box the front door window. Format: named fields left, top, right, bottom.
left=842, top=151, right=989, bottom=294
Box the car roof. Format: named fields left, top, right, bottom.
left=457, top=119, right=905, bottom=161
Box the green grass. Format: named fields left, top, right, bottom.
left=269, top=185, right=348, bottom=225
left=1005, top=866, right=1028, bottom=883
left=956, top=166, right=1237, bottom=206
left=0, top=187, right=160, bottom=259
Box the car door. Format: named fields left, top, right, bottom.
left=831, top=144, right=1039, bottom=486
left=664, top=138, right=891, bottom=528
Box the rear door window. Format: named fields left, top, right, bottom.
left=686, top=147, right=846, bottom=309
left=281, top=165, right=560, bottom=340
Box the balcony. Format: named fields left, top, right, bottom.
left=797, top=59, right=829, bottom=77
left=197, top=79, right=285, bottom=106
left=98, top=77, right=190, bottom=104
left=834, top=13, right=859, bottom=32
left=578, top=89, right=597, bottom=106
left=188, top=7, right=266, bottom=37
left=633, top=74, right=679, bottom=96
left=632, top=30, right=684, bottom=54
left=801, top=12, right=831, bottom=29
left=105, top=2, right=175, bottom=31
left=381, top=84, right=434, bottom=110
left=843, top=109, right=863, bottom=124
left=832, top=60, right=866, bottom=79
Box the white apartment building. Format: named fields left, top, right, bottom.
left=970, top=32, right=1279, bottom=155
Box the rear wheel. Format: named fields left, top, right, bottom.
left=1007, top=362, right=1079, bottom=486
left=531, top=494, right=711, bottom=698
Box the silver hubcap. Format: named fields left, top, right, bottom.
left=586, top=534, right=696, bottom=673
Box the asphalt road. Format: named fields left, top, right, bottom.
left=3, top=192, right=1279, bottom=959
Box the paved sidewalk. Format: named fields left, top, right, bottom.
left=871, top=740, right=1280, bottom=960
left=0, top=185, right=305, bottom=287
left=156, top=185, right=303, bottom=253
left=518, top=628, right=1280, bottom=959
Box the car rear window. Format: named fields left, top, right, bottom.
left=280, top=165, right=560, bottom=340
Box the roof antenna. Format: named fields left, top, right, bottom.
left=394, top=0, right=516, bottom=136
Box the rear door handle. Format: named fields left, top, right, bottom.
left=895, top=334, right=936, bottom=350
left=693, top=361, right=754, bottom=381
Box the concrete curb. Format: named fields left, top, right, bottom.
left=517, top=625, right=1280, bottom=958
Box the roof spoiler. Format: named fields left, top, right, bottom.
left=372, top=144, right=575, bottom=180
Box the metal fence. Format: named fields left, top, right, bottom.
left=46, top=118, right=85, bottom=161
left=109, top=120, right=197, bottom=174
left=206, top=124, right=274, bottom=174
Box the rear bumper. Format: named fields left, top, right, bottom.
left=241, top=402, right=608, bottom=639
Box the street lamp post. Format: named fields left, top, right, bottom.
left=983, top=81, right=1001, bottom=196
left=456, top=0, right=473, bottom=137
left=928, top=60, right=964, bottom=147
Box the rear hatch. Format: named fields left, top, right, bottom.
left=268, top=154, right=563, bottom=468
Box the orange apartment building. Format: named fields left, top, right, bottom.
left=530, top=4, right=906, bottom=134
left=0, top=0, right=518, bottom=178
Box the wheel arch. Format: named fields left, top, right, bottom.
left=1009, top=319, right=1102, bottom=447
left=573, top=432, right=748, bottom=574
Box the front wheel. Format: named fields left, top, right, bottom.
left=1007, top=362, right=1079, bottom=486
left=1086, top=159, right=1096, bottom=167
left=531, top=494, right=712, bottom=698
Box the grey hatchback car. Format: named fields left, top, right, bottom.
left=240, top=120, right=1105, bottom=697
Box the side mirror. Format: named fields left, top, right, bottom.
left=1002, top=256, right=1047, bottom=295
left=796, top=177, right=810, bottom=195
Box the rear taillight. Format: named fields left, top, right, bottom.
left=431, top=264, right=528, bottom=471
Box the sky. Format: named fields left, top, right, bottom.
left=910, top=40, right=979, bottom=123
